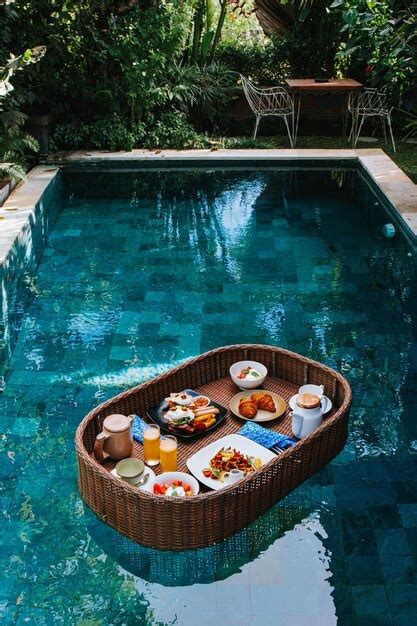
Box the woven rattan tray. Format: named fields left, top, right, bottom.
left=76, top=344, right=352, bottom=550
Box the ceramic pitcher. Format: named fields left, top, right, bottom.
left=291, top=393, right=324, bottom=438
left=94, top=414, right=134, bottom=462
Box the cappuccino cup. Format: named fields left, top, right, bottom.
left=298, top=384, right=329, bottom=412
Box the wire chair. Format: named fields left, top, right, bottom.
left=240, top=75, right=295, bottom=147
left=349, top=87, right=396, bottom=152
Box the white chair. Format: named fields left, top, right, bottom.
left=240, top=75, right=295, bottom=147
left=349, top=87, right=396, bottom=152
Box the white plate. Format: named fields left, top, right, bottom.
left=186, top=434, right=275, bottom=491
left=110, top=466, right=155, bottom=492
left=289, top=394, right=332, bottom=415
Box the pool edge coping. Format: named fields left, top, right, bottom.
left=0, top=165, right=60, bottom=264
left=0, top=149, right=415, bottom=266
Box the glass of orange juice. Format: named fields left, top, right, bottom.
left=143, top=424, right=160, bottom=466
left=160, top=435, right=178, bottom=472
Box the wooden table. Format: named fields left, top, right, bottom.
left=285, top=78, right=363, bottom=144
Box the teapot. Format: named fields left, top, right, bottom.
left=291, top=393, right=324, bottom=438
left=94, top=414, right=135, bottom=462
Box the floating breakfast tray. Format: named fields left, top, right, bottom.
left=75, top=344, right=352, bottom=550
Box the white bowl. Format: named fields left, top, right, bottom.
left=229, top=360, right=268, bottom=389
left=149, top=472, right=200, bottom=496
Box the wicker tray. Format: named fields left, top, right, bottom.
left=75, top=344, right=352, bottom=550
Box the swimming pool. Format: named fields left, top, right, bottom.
left=1, top=162, right=416, bottom=625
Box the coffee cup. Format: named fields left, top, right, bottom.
left=299, top=384, right=324, bottom=397
left=298, top=384, right=329, bottom=412
left=115, top=458, right=145, bottom=485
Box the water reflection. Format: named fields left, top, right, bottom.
left=84, top=497, right=308, bottom=586
left=84, top=488, right=339, bottom=624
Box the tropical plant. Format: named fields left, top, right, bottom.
left=0, top=46, right=45, bottom=97
left=4, top=0, right=236, bottom=148
left=188, top=0, right=230, bottom=65
left=0, top=0, right=45, bottom=182
left=0, top=109, right=38, bottom=180
left=332, top=0, right=416, bottom=104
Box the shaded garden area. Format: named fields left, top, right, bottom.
left=0, top=0, right=416, bottom=179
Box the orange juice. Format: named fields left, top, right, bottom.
left=160, top=435, right=178, bottom=472
left=143, top=425, right=160, bottom=466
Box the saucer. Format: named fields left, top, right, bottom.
left=110, top=465, right=155, bottom=492
left=289, top=394, right=332, bottom=414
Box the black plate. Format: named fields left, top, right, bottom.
left=146, top=389, right=227, bottom=440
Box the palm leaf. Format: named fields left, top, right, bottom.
left=0, top=162, right=26, bottom=182
left=0, top=109, right=27, bottom=132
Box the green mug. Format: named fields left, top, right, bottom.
left=115, top=458, right=145, bottom=485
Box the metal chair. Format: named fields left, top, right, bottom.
left=240, top=75, right=295, bottom=147
left=349, top=87, right=396, bottom=152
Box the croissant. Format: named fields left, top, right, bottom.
left=251, top=392, right=276, bottom=412
left=239, top=398, right=258, bottom=419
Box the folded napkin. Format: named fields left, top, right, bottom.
left=238, top=421, right=297, bottom=452
left=132, top=416, right=148, bottom=444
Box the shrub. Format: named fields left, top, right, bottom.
left=333, top=0, right=416, bottom=107
left=51, top=114, right=135, bottom=151
left=138, top=112, right=209, bottom=149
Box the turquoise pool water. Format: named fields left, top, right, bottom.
left=1, top=165, right=417, bottom=625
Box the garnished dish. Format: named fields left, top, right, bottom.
left=164, top=392, right=218, bottom=434
left=236, top=366, right=262, bottom=381
left=150, top=471, right=200, bottom=496
left=203, top=447, right=263, bottom=482
left=186, top=434, right=276, bottom=490
left=229, top=360, right=267, bottom=389
left=153, top=479, right=194, bottom=497
left=147, top=389, right=227, bottom=439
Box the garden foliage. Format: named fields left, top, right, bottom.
left=0, top=1, right=45, bottom=181
left=0, top=0, right=415, bottom=156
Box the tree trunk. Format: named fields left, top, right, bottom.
left=254, top=0, right=294, bottom=37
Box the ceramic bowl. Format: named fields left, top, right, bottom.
left=229, top=360, right=267, bottom=389
left=149, top=471, right=200, bottom=496
left=115, top=458, right=145, bottom=485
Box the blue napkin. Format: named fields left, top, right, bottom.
left=238, top=421, right=297, bottom=452
left=132, top=416, right=148, bottom=444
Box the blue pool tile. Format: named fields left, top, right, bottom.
left=380, top=554, right=417, bottom=584
left=399, top=504, right=417, bottom=528
left=404, top=528, right=417, bottom=554
left=346, top=556, right=383, bottom=584
left=352, top=585, right=389, bottom=615
left=392, top=616, right=417, bottom=626
left=376, top=529, right=411, bottom=556
left=392, top=481, right=417, bottom=504
left=9, top=418, right=40, bottom=437
left=385, top=584, right=417, bottom=614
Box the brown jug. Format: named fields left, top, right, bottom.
left=94, top=414, right=134, bottom=462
